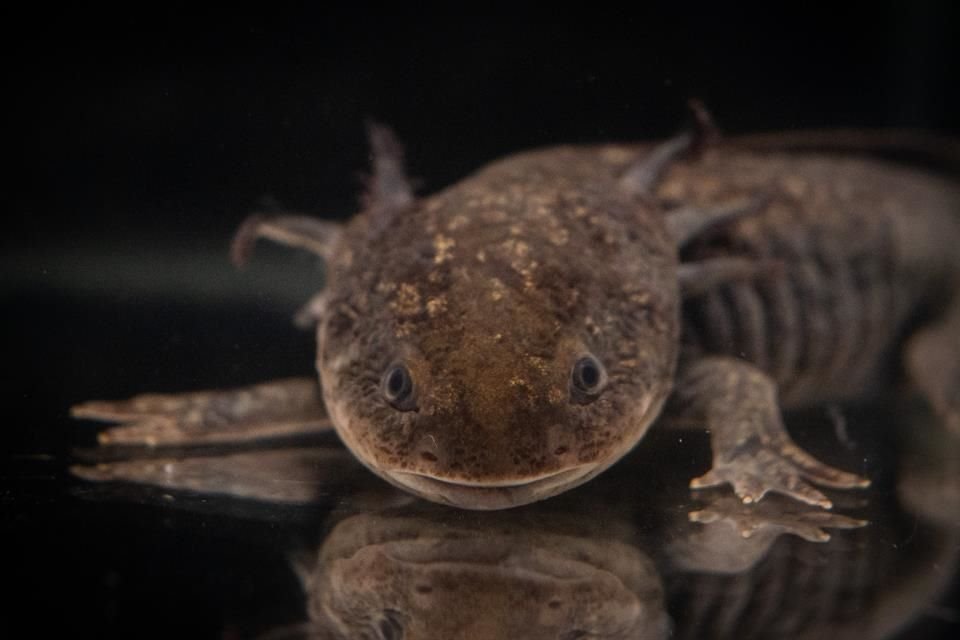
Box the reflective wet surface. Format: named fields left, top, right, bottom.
left=5, top=278, right=959, bottom=638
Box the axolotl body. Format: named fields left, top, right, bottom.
left=73, top=123, right=960, bottom=510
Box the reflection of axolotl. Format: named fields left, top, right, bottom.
left=285, top=503, right=955, bottom=640
left=72, top=113, right=960, bottom=510
left=276, top=443, right=957, bottom=640
left=70, top=408, right=960, bottom=639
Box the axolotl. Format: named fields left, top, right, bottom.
left=72, top=118, right=960, bottom=510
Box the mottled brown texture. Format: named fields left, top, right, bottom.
left=73, top=129, right=960, bottom=511
left=316, top=135, right=959, bottom=509
left=668, top=148, right=960, bottom=404
left=317, top=144, right=681, bottom=507
left=282, top=457, right=955, bottom=640
left=663, top=144, right=960, bottom=507
left=306, top=507, right=667, bottom=640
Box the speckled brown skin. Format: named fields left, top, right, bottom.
left=666, top=149, right=960, bottom=405
left=72, top=129, right=960, bottom=511
left=317, top=144, right=681, bottom=508
left=316, top=136, right=960, bottom=509
left=303, top=507, right=667, bottom=640
left=280, top=452, right=953, bottom=640
left=663, top=147, right=960, bottom=507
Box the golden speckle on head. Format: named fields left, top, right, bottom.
left=433, top=234, right=456, bottom=264
left=526, top=355, right=549, bottom=375
left=508, top=376, right=536, bottom=407
left=428, top=379, right=458, bottom=413
left=391, top=283, right=422, bottom=316
left=519, top=262, right=539, bottom=291
left=502, top=238, right=531, bottom=259
left=489, top=278, right=506, bottom=302
left=475, top=249, right=487, bottom=263
left=426, top=296, right=447, bottom=317
left=547, top=387, right=565, bottom=404
left=510, top=224, right=524, bottom=236
left=447, top=214, right=470, bottom=231
left=394, top=321, right=415, bottom=338
left=507, top=251, right=538, bottom=291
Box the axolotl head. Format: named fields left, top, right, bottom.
left=317, top=148, right=680, bottom=509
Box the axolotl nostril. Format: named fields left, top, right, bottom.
left=72, top=116, right=960, bottom=510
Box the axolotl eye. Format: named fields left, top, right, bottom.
left=382, top=362, right=418, bottom=412
left=570, top=354, right=608, bottom=404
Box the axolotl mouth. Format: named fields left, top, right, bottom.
left=384, top=465, right=601, bottom=510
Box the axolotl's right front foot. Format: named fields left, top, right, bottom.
left=673, top=357, right=869, bottom=509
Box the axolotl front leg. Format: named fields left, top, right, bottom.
left=671, top=358, right=869, bottom=509
left=624, top=130, right=870, bottom=510
left=634, top=126, right=960, bottom=509
left=72, top=377, right=333, bottom=447
left=664, top=154, right=959, bottom=509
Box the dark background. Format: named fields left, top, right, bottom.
left=4, top=3, right=959, bottom=638
left=8, top=4, right=959, bottom=249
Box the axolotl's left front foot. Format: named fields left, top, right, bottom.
left=672, top=357, right=869, bottom=509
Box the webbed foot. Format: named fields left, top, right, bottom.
left=670, top=491, right=866, bottom=574
left=71, top=377, right=332, bottom=447
left=688, top=493, right=866, bottom=543
left=689, top=428, right=869, bottom=509
left=674, top=357, right=869, bottom=509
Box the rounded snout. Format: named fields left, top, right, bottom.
left=385, top=463, right=600, bottom=509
